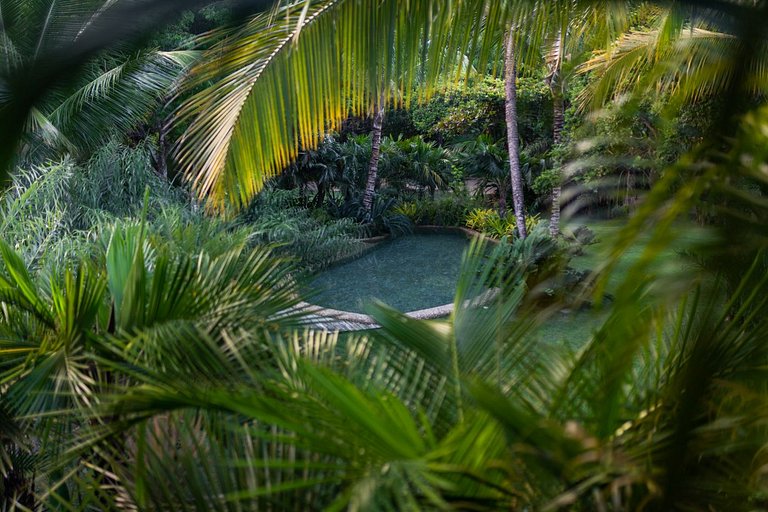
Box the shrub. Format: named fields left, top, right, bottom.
left=149, top=206, right=254, bottom=258
left=353, top=196, right=412, bottom=236
left=401, top=196, right=477, bottom=226
left=71, top=139, right=184, bottom=226
left=393, top=201, right=418, bottom=221
left=572, top=225, right=597, bottom=246
left=531, top=167, right=561, bottom=196
left=466, top=208, right=540, bottom=239
left=409, top=76, right=552, bottom=145
left=432, top=197, right=474, bottom=225
left=465, top=208, right=499, bottom=232
left=487, top=224, right=592, bottom=307
left=323, top=193, right=412, bottom=237
left=0, top=161, right=76, bottom=268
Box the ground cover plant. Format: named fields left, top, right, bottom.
left=2, top=0, right=768, bottom=510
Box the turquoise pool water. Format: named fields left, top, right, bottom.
left=309, top=234, right=470, bottom=313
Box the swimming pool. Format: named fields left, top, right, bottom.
left=309, top=233, right=470, bottom=314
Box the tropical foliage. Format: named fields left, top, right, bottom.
left=3, top=0, right=768, bottom=510
left=175, top=0, right=629, bottom=210
left=0, top=0, right=212, bottom=176
left=466, top=207, right=540, bottom=239
left=243, top=187, right=368, bottom=271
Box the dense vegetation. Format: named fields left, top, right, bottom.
left=2, top=0, right=768, bottom=510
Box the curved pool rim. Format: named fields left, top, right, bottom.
left=300, top=226, right=497, bottom=327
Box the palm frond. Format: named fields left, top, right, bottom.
left=0, top=0, right=234, bottom=176
left=578, top=18, right=766, bottom=110
left=174, top=0, right=530, bottom=210
left=37, top=49, right=198, bottom=153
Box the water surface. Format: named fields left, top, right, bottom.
left=310, top=234, right=469, bottom=313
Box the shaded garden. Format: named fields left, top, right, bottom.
left=1, top=1, right=768, bottom=510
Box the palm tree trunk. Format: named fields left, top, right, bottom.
left=549, top=91, right=564, bottom=237
left=362, top=99, right=384, bottom=214
left=498, top=183, right=508, bottom=218
left=504, top=31, right=527, bottom=239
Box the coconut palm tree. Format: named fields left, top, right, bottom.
left=174, top=0, right=565, bottom=211
left=361, top=96, right=386, bottom=214
left=546, top=30, right=566, bottom=237
left=486, top=4, right=632, bottom=240
left=504, top=30, right=528, bottom=238
left=523, top=2, right=633, bottom=237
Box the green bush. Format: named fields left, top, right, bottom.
left=71, top=139, right=184, bottom=226
left=410, top=76, right=552, bottom=145
left=398, top=196, right=477, bottom=226
left=465, top=208, right=540, bottom=239
left=531, top=167, right=561, bottom=196
left=393, top=201, right=418, bottom=221
left=0, top=141, right=253, bottom=275
left=1, top=142, right=366, bottom=278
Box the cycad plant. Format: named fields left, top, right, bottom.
left=400, top=137, right=453, bottom=198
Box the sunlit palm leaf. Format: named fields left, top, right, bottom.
left=578, top=14, right=768, bottom=110
left=175, top=0, right=540, bottom=210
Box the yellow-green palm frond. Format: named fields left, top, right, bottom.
left=174, top=0, right=547, bottom=211
left=173, top=0, right=637, bottom=212
left=578, top=12, right=767, bottom=110
left=516, top=1, right=632, bottom=76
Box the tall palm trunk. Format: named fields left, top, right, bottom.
left=548, top=28, right=565, bottom=239
left=362, top=99, right=384, bottom=214
left=504, top=31, right=527, bottom=239
left=549, top=90, right=564, bottom=237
